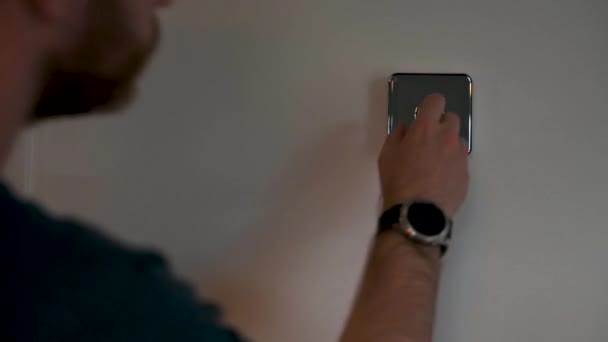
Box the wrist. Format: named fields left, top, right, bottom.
left=375, top=231, right=441, bottom=266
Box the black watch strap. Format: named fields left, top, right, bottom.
left=378, top=204, right=403, bottom=234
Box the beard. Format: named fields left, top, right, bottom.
left=32, top=69, right=139, bottom=120
left=31, top=5, right=159, bottom=121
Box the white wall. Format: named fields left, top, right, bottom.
left=14, top=0, right=608, bottom=341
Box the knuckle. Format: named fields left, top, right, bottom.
left=445, top=112, right=461, bottom=129
left=414, top=122, right=436, bottom=139
left=443, top=129, right=460, bottom=145
left=414, top=117, right=435, bottom=131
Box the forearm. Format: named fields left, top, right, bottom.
left=341, top=231, right=441, bottom=342
left=343, top=93, right=467, bottom=341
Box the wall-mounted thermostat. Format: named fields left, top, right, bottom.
left=388, top=73, right=472, bottom=153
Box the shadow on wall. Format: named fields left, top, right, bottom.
left=195, top=77, right=390, bottom=340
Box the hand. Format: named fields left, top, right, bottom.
left=379, top=93, right=469, bottom=217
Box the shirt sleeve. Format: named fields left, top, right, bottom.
left=95, top=252, right=246, bottom=342
left=1, top=186, right=247, bottom=342
left=48, top=220, right=248, bottom=342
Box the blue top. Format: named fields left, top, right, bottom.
left=0, top=184, right=244, bottom=341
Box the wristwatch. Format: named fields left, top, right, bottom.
left=378, top=201, right=452, bottom=255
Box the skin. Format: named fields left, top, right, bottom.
left=0, top=1, right=469, bottom=340
left=341, top=94, right=469, bottom=342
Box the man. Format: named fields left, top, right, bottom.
left=0, top=1, right=469, bottom=341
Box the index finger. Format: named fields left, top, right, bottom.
left=416, top=93, right=446, bottom=124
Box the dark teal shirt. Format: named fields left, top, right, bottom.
left=0, top=184, right=244, bottom=341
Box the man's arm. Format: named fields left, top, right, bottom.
left=341, top=93, right=469, bottom=342
left=341, top=233, right=441, bottom=342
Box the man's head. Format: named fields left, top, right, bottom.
left=24, top=0, right=173, bottom=119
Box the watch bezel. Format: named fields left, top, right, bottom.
left=397, top=201, right=452, bottom=246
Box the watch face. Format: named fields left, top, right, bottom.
left=407, top=202, right=446, bottom=236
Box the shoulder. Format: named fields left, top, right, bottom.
left=0, top=186, right=245, bottom=341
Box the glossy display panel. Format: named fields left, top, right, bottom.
left=388, top=73, right=472, bottom=153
